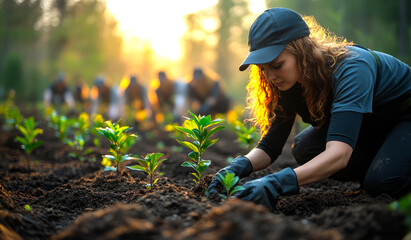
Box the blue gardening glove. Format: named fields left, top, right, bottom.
left=207, top=156, right=253, bottom=197
left=234, top=167, right=299, bottom=211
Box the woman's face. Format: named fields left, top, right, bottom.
left=257, top=50, right=300, bottom=91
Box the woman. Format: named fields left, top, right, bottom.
left=207, top=7, right=411, bottom=211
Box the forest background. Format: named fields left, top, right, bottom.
left=0, top=0, right=409, bottom=107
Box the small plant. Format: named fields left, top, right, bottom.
left=4, top=106, right=24, bottom=130
left=74, top=113, right=90, bottom=138
left=389, top=193, right=411, bottom=232
left=96, top=120, right=137, bottom=176
left=0, top=90, right=22, bottom=130
left=24, top=204, right=31, bottom=212
left=67, top=113, right=94, bottom=162
left=231, top=120, right=258, bottom=151
left=127, top=153, right=166, bottom=190
left=215, top=170, right=245, bottom=199
left=175, top=110, right=224, bottom=185
left=90, top=114, right=105, bottom=147
left=15, top=117, right=43, bottom=171
left=48, top=110, right=71, bottom=144
left=67, top=134, right=94, bottom=161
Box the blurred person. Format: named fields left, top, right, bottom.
left=90, top=75, right=119, bottom=120
left=187, top=68, right=230, bottom=116
left=119, top=75, right=153, bottom=124
left=73, top=78, right=91, bottom=112
left=207, top=8, right=411, bottom=210
left=154, top=71, right=188, bottom=124
left=43, top=72, right=75, bottom=111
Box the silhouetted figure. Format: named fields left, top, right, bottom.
left=90, top=75, right=119, bottom=120
left=187, top=68, right=230, bottom=116
left=119, top=75, right=152, bottom=123
left=44, top=72, right=74, bottom=110
left=154, top=71, right=187, bottom=123
left=73, top=78, right=91, bottom=112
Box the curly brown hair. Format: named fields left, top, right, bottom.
left=245, top=16, right=353, bottom=136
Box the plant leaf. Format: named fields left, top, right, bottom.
left=127, top=165, right=145, bottom=171
left=103, top=155, right=116, bottom=160
left=206, top=125, right=225, bottom=139
left=181, top=161, right=197, bottom=169
left=176, top=139, right=198, bottom=152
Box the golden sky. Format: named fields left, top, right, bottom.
left=105, top=0, right=266, bottom=61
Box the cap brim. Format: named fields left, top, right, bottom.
left=239, top=44, right=286, bottom=71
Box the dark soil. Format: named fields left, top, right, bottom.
left=0, top=115, right=408, bottom=240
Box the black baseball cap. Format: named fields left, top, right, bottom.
left=239, top=8, right=310, bottom=71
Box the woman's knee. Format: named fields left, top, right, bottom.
left=292, top=126, right=326, bottom=165
left=363, top=172, right=411, bottom=198
left=291, top=137, right=311, bottom=165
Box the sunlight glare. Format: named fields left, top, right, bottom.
left=105, top=0, right=266, bottom=61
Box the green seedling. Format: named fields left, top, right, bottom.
left=127, top=153, right=166, bottom=190
left=175, top=110, right=224, bottom=185
left=389, top=192, right=411, bottom=232
left=4, top=106, right=23, bottom=130
left=74, top=113, right=90, bottom=138
left=24, top=204, right=31, bottom=212
left=97, top=120, right=137, bottom=176
left=231, top=120, right=258, bottom=151
left=67, top=134, right=94, bottom=161
left=67, top=113, right=94, bottom=162
left=90, top=114, right=105, bottom=147
left=215, top=170, right=245, bottom=199
left=0, top=91, right=22, bottom=130
left=48, top=111, right=71, bottom=144
left=15, top=117, right=43, bottom=171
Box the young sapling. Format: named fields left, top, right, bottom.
left=15, top=117, right=43, bottom=171
left=67, top=134, right=94, bottom=161
left=175, top=110, right=224, bottom=185
left=215, top=170, right=245, bottom=199
left=96, top=120, right=137, bottom=176
left=231, top=120, right=258, bottom=151
left=127, top=153, right=166, bottom=190
left=67, top=113, right=94, bottom=161
left=5, top=107, right=24, bottom=130
left=48, top=111, right=71, bottom=144
left=90, top=114, right=105, bottom=147
left=0, top=91, right=22, bottom=130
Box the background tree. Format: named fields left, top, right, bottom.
left=46, top=0, right=125, bottom=84
left=215, top=0, right=250, bottom=83
left=182, top=11, right=216, bottom=72
left=0, top=0, right=43, bottom=101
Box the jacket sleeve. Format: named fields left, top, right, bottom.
left=256, top=113, right=295, bottom=163
left=256, top=83, right=307, bottom=163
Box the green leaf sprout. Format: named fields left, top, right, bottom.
left=175, top=110, right=224, bottom=185
left=216, top=170, right=245, bottom=199
left=127, top=153, right=166, bottom=190
left=96, top=120, right=137, bottom=176
left=231, top=120, right=258, bottom=151
left=15, top=117, right=43, bottom=171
